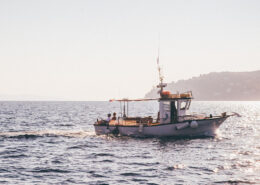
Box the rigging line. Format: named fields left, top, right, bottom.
left=157, top=33, right=163, bottom=84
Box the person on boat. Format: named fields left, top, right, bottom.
left=106, top=113, right=111, bottom=122
left=112, top=112, right=117, bottom=120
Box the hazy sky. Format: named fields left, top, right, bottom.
left=0, top=0, right=259, bottom=100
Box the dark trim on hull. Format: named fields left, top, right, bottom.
left=94, top=116, right=228, bottom=128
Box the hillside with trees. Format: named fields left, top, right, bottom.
left=145, top=70, right=260, bottom=101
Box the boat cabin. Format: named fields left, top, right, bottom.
left=101, top=91, right=193, bottom=126
left=159, top=91, right=192, bottom=123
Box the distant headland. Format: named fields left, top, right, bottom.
left=145, top=70, right=260, bottom=101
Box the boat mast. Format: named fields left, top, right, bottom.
left=156, top=38, right=166, bottom=96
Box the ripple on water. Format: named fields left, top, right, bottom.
left=67, top=144, right=97, bottom=150
left=2, top=154, right=28, bottom=159
left=120, top=162, right=160, bottom=166
left=93, top=153, right=115, bottom=157
left=131, top=178, right=148, bottom=182
left=120, top=172, right=142, bottom=177
left=30, top=168, right=71, bottom=174
left=214, top=180, right=255, bottom=184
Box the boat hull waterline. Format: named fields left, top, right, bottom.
left=94, top=117, right=228, bottom=138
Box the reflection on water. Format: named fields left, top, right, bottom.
left=0, top=101, right=259, bottom=184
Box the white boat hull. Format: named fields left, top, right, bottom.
left=94, top=117, right=228, bottom=138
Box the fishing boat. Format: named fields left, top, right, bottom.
left=94, top=92, right=235, bottom=137
left=94, top=54, right=238, bottom=138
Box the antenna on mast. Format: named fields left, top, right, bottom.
left=156, top=34, right=167, bottom=96
left=157, top=34, right=163, bottom=83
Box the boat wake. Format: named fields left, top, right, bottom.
left=0, top=130, right=96, bottom=139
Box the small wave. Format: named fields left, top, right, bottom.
left=91, top=173, right=106, bottom=178
left=130, top=155, right=153, bottom=159
left=31, top=168, right=70, bottom=173
left=63, top=178, right=76, bottom=184
left=132, top=162, right=159, bottom=166
left=0, top=130, right=96, bottom=139
left=51, top=160, right=62, bottom=164
left=132, top=178, right=148, bottom=182
left=94, top=153, right=115, bottom=157
left=189, top=166, right=215, bottom=173
left=0, top=169, right=9, bottom=173
left=238, top=151, right=252, bottom=155
left=9, top=134, right=42, bottom=139
left=120, top=172, right=141, bottom=177
left=87, top=171, right=107, bottom=178
left=120, top=162, right=159, bottom=167
left=67, top=144, right=97, bottom=150
left=2, top=154, right=28, bottom=159
left=142, top=168, right=157, bottom=172
left=57, top=124, right=74, bottom=127
left=214, top=180, right=255, bottom=184
left=100, top=159, right=114, bottom=163
left=91, top=159, right=114, bottom=163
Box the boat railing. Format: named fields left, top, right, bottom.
left=178, top=113, right=207, bottom=121
left=114, top=116, right=155, bottom=126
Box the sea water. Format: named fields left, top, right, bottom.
left=0, top=101, right=259, bottom=184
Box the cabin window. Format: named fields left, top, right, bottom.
left=180, top=101, right=190, bottom=110
left=180, top=100, right=191, bottom=110
left=180, top=102, right=186, bottom=110
left=163, top=101, right=170, bottom=111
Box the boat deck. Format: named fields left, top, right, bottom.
left=108, top=120, right=160, bottom=126
left=95, top=114, right=224, bottom=127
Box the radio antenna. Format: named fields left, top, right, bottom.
left=157, top=35, right=163, bottom=84
left=156, top=34, right=166, bottom=95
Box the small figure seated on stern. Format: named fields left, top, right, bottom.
left=106, top=113, right=111, bottom=123
left=112, top=112, right=117, bottom=120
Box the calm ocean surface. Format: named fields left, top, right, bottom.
left=0, top=101, right=259, bottom=184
